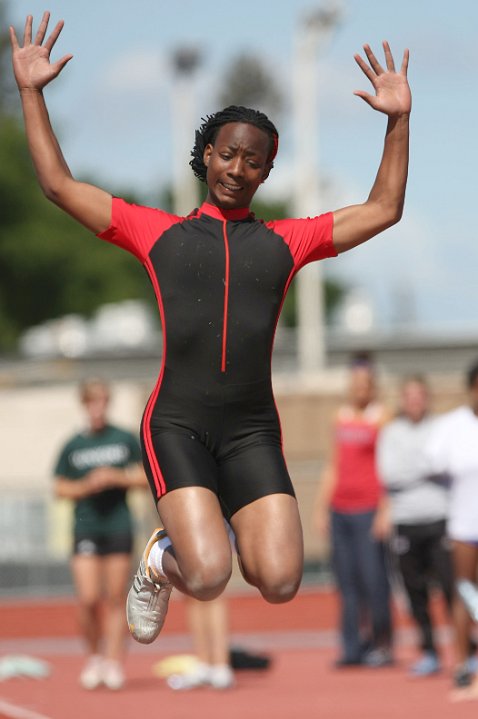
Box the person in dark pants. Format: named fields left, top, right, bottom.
left=377, top=375, right=454, bottom=676
left=330, top=508, right=392, bottom=665
left=315, top=357, right=393, bottom=667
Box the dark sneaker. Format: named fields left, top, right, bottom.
left=409, top=652, right=440, bottom=677
left=363, top=648, right=394, bottom=668
left=454, top=664, right=473, bottom=688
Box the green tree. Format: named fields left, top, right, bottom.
left=0, top=119, right=153, bottom=350
left=0, top=1, right=158, bottom=352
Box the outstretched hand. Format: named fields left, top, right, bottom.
left=354, top=41, right=411, bottom=117
left=10, top=11, right=72, bottom=92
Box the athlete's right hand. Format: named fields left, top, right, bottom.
left=10, top=11, right=73, bottom=92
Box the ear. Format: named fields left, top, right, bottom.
left=261, top=164, right=272, bottom=184
left=203, top=143, right=213, bottom=168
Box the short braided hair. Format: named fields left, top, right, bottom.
left=189, top=105, right=279, bottom=183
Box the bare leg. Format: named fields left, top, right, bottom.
left=71, top=555, right=102, bottom=655
left=231, top=493, right=303, bottom=603
left=448, top=541, right=478, bottom=700
left=157, top=486, right=232, bottom=600
left=452, top=541, right=478, bottom=665
left=186, top=596, right=230, bottom=666
left=102, top=553, right=131, bottom=661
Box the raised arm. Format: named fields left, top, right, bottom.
left=10, top=12, right=112, bottom=234
left=332, top=41, right=411, bottom=254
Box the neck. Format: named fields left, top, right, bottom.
left=199, top=201, right=251, bottom=221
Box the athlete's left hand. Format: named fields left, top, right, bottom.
left=354, top=41, right=411, bottom=117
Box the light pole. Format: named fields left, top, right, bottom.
left=171, top=48, right=202, bottom=214
left=293, top=3, right=341, bottom=376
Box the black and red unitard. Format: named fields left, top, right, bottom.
left=99, top=199, right=337, bottom=517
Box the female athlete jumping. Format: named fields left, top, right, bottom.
left=10, top=12, right=411, bottom=644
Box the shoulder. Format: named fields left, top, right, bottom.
left=105, top=424, right=135, bottom=439
left=58, top=432, right=83, bottom=452
left=437, top=406, right=470, bottom=427
left=379, top=415, right=404, bottom=436
left=264, top=213, right=336, bottom=267
left=98, top=198, right=183, bottom=261
left=364, top=402, right=388, bottom=426
left=336, top=404, right=354, bottom=423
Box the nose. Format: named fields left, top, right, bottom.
left=227, top=156, right=244, bottom=178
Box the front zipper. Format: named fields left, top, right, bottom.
left=221, top=219, right=230, bottom=373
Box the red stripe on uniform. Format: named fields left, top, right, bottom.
left=269, top=266, right=297, bottom=458
left=143, top=257, right=167, bottom=497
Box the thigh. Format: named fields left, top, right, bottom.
left=142, top=428, right=220, bottom=503
left=452, top=540, right=478, bottom=580
left=71, top=553, right=102, bottom=604
left=218, top=443, right=295, bottom=519
left=427, top=522, right=454, bottom=588
left=332, top=513, right=359, bottom=590
left=98, top=531, right=134, bottom=556
left=102, top=553, right=132, bottom=603
left=158, top=486, right=233, bottom=578
left=353, top=512, right=389, bottom=593
left=230, top=492, right=303, bottom=584
left=395, top=527, right=426, bottom=588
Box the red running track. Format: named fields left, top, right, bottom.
left=0, top=588, right=477, bottom=719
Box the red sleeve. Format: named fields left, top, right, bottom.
left=97, top=197, right=181, bottom=263
left=266, top=212, right=337, bottom=271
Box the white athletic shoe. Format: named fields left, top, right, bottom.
left=167, top=662, right=234, bottom=691
left=126, top=528, right=173, bottom=644
left=208, top=664, right=235, bottom=690
left=167, top=662, right=211, bottom=690
left=102, top=659, right=125, bottom=690
left=79, top=655, right=103, bottom=690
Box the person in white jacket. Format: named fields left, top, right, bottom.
left=377, top=376, right=453, bottom=677
left=425, top=361, right=478, bottom=692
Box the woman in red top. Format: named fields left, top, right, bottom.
left=315, top=357, right=392, bottom=667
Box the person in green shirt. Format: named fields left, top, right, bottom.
left=53, top=378, right=146, bottom=691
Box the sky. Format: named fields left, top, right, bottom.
left=7, top=0, right=478, bottom=333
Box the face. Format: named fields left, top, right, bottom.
left=348, top=366, right=376, bottom=408
left=401, top=381, right=429, bottom=423
left=82, top=385, right=110, bottom=431
left=203, top=122, right=272, bottom=209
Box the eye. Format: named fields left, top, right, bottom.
left=219, top=153, right=232, bottom=161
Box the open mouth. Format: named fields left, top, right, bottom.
left=220, top=181, right=243, bottom=193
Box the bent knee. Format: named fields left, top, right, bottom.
left=255, top=572, right=301, bottom=604
left=77, top=596, right=101, bottom=612
left=182, top=563, right=232, bottom=601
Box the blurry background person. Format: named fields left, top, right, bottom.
left=377, top=375, right=454, bottom=677
left=166, top=596, right=234, bottom=691
left=314, top=355, right=393, bottom=668
left=425, top=360, right=478, bottom=690
left=53, top=378, right=147, bottom=690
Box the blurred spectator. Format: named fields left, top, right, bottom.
left=377, top=375, right=454, bottom=676
left=425, top=359, right=478, bottom=690
left=314, top=355, right=393, bottom=667
left=53, top=378, right=147, bottom=690
left=166, top=596, right=234, bottom=690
